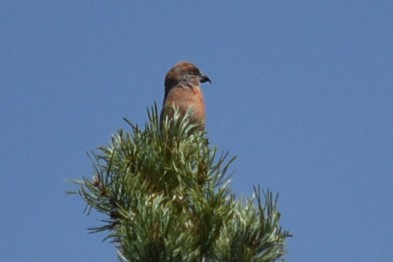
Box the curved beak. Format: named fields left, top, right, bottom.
left=199, top=73, right=211, bottom=84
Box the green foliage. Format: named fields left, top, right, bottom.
left=70, top=104, right=291, bottom=262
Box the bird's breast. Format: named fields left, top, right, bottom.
left=163, top=85, right=206, bottom=125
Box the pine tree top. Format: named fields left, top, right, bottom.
left=69, top=104, right=291, bottom=262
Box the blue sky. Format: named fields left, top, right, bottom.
left=1, top=1, right=392, bottom=261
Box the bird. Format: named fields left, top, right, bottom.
left=160, top=61, right=211, bottom=132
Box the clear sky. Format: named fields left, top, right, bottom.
left=1, top=1, right=392, bottom=261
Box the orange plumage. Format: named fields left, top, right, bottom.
left=161, top=62, right=211, bottom=131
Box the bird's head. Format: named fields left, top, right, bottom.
left=164, top=61, right=211, bottom=95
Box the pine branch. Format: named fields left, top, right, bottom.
left=69, top=103, right=291, bottom=261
